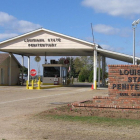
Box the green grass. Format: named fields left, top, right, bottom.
left=45, top=114, right=140, bottom=126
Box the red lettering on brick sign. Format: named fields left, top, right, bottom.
left=30, top=69, right=37, bottom=76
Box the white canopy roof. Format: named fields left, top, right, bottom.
left=0, top=28, right=95, bottom=56
left=97, top=48, right=140, bottom=64
left=0, top=28, right=139, bottom=64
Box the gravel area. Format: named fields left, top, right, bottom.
left=1, top=85, right=139, bottom=140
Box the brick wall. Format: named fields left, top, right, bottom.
left=108, top=65, right=140, bottom=98
left=72, top=65, right=140, bottom=109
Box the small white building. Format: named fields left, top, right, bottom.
left=0, top=53, right=21, bottom=85
left=42, top=64, right=67, bottom=85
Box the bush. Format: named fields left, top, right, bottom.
left=78, top=68, right=90, bottom=82
left=67, top=79, right=71, bottom=85
left=79, top=74, right=85, bottom=82
left=89, top=68, right=103, bottom=83
left=88, top=70, right=93, bottom=82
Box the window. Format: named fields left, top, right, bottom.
left=44, top=67, right=60, bottom=77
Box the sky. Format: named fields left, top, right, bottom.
left=0, top=0, right=140, bottom=74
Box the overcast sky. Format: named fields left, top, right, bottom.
left=0, top=0, right=140, bottom=74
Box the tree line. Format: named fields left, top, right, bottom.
left=58, top=56, right=108, bottom=82
left=20, top=56, right=108, bottom=82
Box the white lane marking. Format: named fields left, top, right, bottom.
left=44, top=87, right=89, bottom=91
left=0, top=88, right=25, bottom=90
left=0, top=89, right=88, bottom=105
left=44, top=88, right=67, bottom=91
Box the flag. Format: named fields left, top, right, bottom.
left=68, top=66, right=70, bottom=72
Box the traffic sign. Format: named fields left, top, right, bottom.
left=30, top=69, right=37, bottom=77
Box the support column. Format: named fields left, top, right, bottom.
left=60, top=66, right=62, bottom=84
left=98, top=54, right=100, bottom=88
left=22, top=55, right=24, bottom=85
left=94, top=49, right=97, bottom=89
left=133, top=27, right=135, bottom=65
left=9, top=53, right=12, bottom=86
left=28, top=56, right=30, bottom=83
left=60, top=66, right=62, bottom=78
left=135, top=58, right=137, bottom=65
left=102, top=56, right=106, bottom=87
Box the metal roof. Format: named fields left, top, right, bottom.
left=97, top=48, right=140, bottom=64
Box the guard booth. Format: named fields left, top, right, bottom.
left=42, top=62, right=67, bottom=85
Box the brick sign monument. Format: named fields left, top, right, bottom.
left=109, top=65, right=140, bottom=98
left=72, top=65, right=140, bottom=109
left=92, top=65, right=140, bottom=109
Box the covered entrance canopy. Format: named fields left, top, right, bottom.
left=0, top=28, right=140, bottom=88
left=0, top=28, right=96, bottom=56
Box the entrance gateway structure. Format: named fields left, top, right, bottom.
left=0, top=28, right=140, bottom=88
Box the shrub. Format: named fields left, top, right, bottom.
left=79, top=74, right=85, bottom=82
left=88, top=70, right=93, bottom=82
left=78, top=68, right=90, bottom=82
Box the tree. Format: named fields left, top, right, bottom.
left=79, top=68, right=90, bottom=82
left=73, top=57, right=83, bottom=73
left=74, top=56, right=93, bottom=72
left=79, top=75, right=85, bottom=82
left=20, top=66, right=28, bottom=74
left=58, top=57, right=77, bottom=78
left=80, top=56, right=93, bottom=71
left=88, top=70, right=93, bottom=83
left=73, top=56, right=93, bottom=81
left=88, top=68, right=108, bottom=83
left=57, top=56, right=108, bottom=81
left=58, top=57, right=65, bottom=64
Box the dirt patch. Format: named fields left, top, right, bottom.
left=40, top=103, right=140, bottom=120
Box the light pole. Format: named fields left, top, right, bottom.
left=132, top=19, right=140, bottom=65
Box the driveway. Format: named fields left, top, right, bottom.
left=0, top=85, right=109, bottom=139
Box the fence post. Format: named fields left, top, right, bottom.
left=38, top=77, right=41, bottom=89
left=31, top=80, right=34, bottom=89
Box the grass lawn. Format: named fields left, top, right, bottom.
left=39, top=105, right=140, bottom=127
left=46, top=114, right=140, bottom=126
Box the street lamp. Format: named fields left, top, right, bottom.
left=132, top=18, right=140, bottom=65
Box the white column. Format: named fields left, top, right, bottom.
left=98, top=54, right=100, bottom=88
left=60, top=66, right=62, bottom=84
left=28, top=56, right=30, bottom=83
left=102, top=56, right=105, bottom=87
left=22, top=55, right=24, bottom=85
left=135, top=58, right=137, bottom=65
left=94, top=49, right=97, bottom=89
left=92, top=51, right=94, bottom=86
left=60, top=66, right=62, bottom=77
left=133, top=27, right=135, bottom=65
left=9, top=53, right=12, bottom=85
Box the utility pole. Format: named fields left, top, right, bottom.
left=132, top=19, right=140, bottom=65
